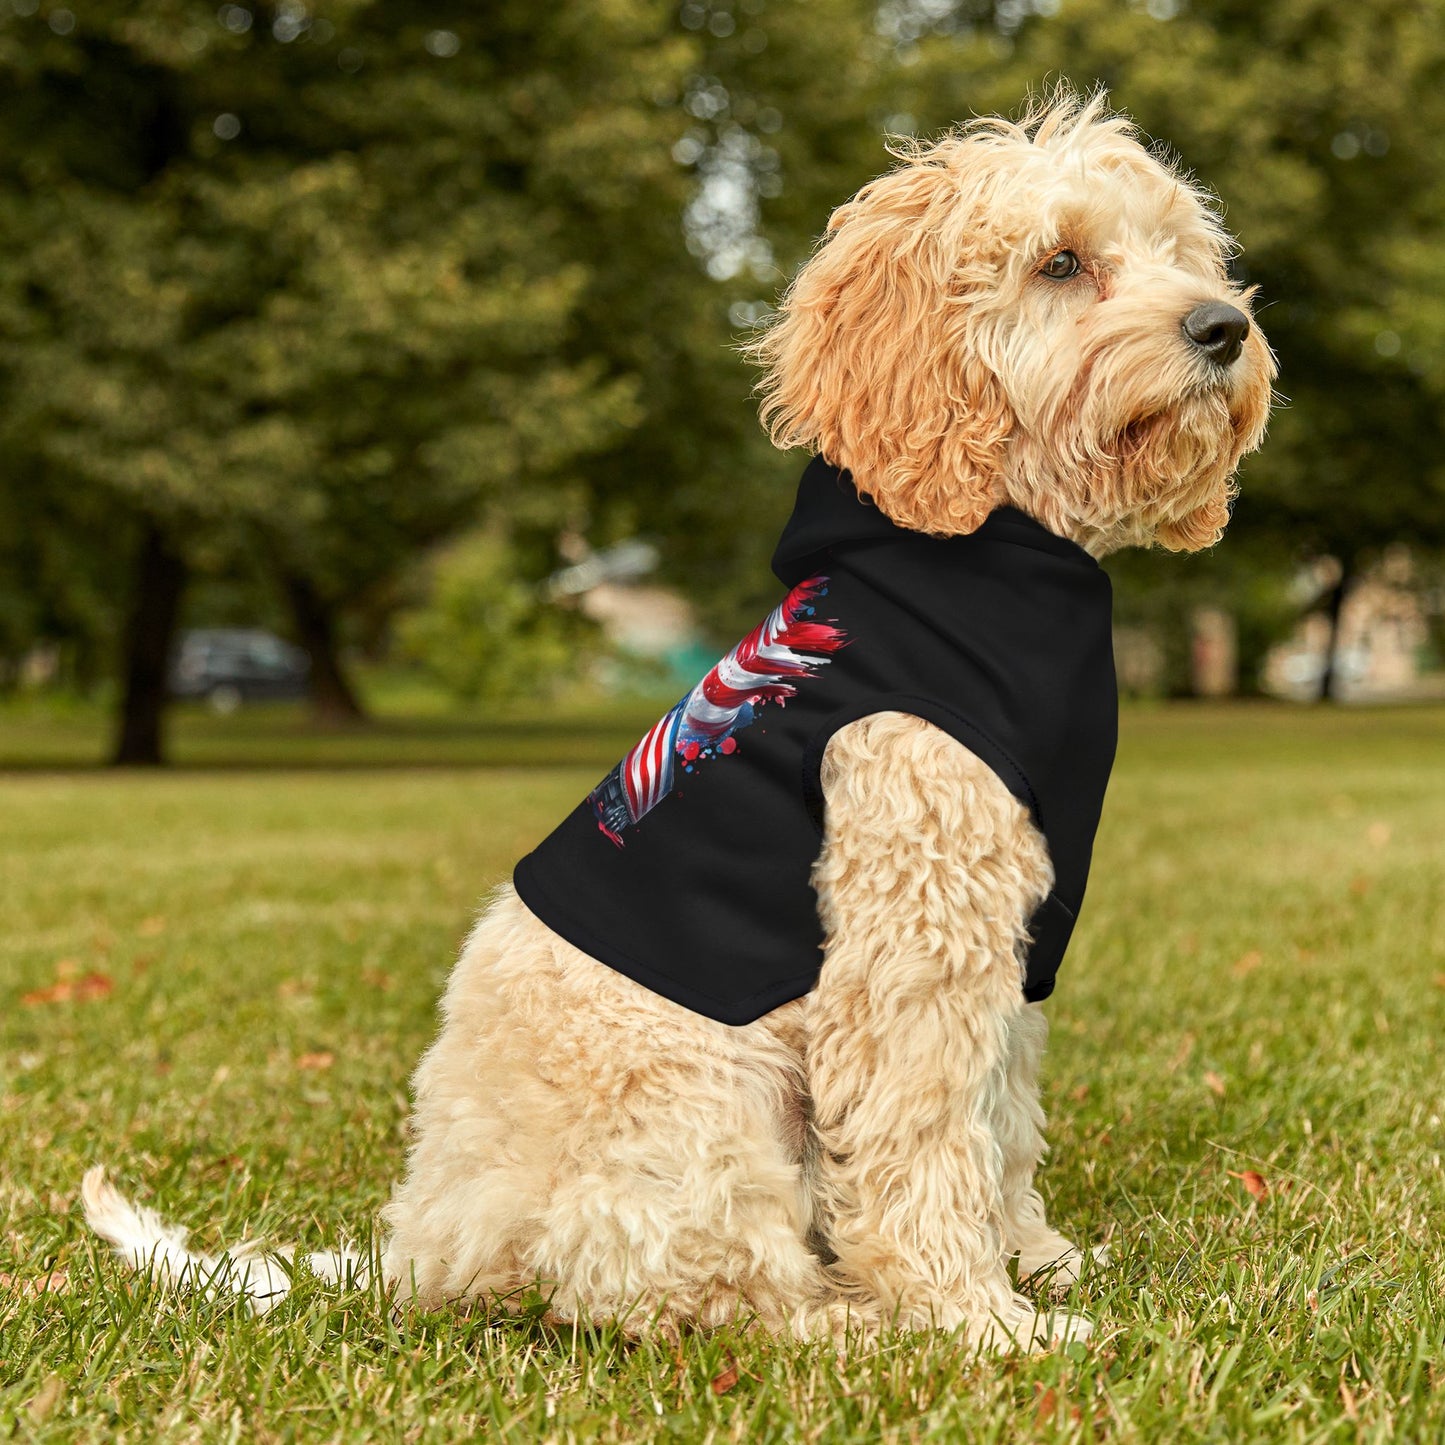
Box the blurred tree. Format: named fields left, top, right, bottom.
left=575, top=0, right=891, bottom=639
left=0, top=0, right=909, bottom=752
left=0, top=1, right=696, bottom=758
left=0, top=452, right=129, bottom=694
left=395, top=530, right=594, bottom=705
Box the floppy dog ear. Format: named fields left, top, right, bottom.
left=748, top=158, right=1012, bottom=536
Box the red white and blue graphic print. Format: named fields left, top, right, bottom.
left=590, top=575, right=846, bottom=844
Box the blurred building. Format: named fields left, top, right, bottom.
left=547, top=541, right=713, bottom=689
left=1262, top=549, right=1441, bottom=701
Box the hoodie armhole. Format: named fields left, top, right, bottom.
left=800, top=693, right=1044, bottom=839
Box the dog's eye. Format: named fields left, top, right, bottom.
left=1041, top=250, right=1081, bottom=280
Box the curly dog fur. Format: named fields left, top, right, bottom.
left=85, top=89, right=1274, bottom=1351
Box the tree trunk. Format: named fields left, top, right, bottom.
left=112, top=524, right=187, bottom=766
left=281, top=571, right=366, bottom=725
left=1317, top=557, right=1354, bottom=703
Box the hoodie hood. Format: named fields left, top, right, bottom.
left=771, top=455, right=1097, bottom=586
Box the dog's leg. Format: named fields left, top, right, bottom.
left=804, top=713, right=1090, bottom=1350
left=994, top=1005, right=1098, bottom=1289
left=380, top=892, right=576, bottom=1310
left=383, top=887, right=832, bottom=1337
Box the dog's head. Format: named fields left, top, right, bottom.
left=750, top=89, right=1275, bottom=553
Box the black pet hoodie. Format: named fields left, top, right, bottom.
left=514, top=457, right=1118, bottom=1025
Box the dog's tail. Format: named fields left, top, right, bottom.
left=81, top=1165, right=368, bottom=1315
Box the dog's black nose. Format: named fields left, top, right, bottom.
left=1182, top=302, right=1250, bottom=367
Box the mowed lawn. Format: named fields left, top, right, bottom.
left=2, top=703, right=1443, bottom=1442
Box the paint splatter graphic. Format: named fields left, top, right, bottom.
left=590, top=576, right=846, bottom=844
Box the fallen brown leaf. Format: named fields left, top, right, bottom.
left=1228, top=1169, right=1268, bottom=1201
left=1204, top=1070, right=1227, bottom=1098
left=1349, top=875, right=1372, bottom=898
left=1034, top=1386, right=1058, bottom=1425
left=1232, top=950, right=1263, bottom=977
left=1070, top=1083, right=1090, bottom=1103
left=711, top=1357, right=740, bottom=1396
left=21, top=983, right=68, bottom=1006
left=0, top=1268, right=70, bottom=1299
left=1433, top=973, right=1445, bottom=990
left=21, top=972, right=113, bottom=1007
left=295, top=1051, right=334, bottom=1071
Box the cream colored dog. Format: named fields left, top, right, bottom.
left=85, top=91, right=1273, bottom=1351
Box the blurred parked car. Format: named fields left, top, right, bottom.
left=169, top=629, right=310, bottom=713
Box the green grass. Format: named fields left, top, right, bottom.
left=2, top=702, right=1443, bottom=1442
left=0, top=684, right=682, bottom=771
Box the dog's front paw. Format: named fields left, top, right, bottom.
left=1032, top=1307, right=1093, bottom=1348
left=972, top=1295, right=1093, bottom=1353
left=1018, top=1240, right=1110, bottom=1293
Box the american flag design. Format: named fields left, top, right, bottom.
left=590, top=575, right=847, bottom=845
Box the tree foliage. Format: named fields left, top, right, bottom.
left=2, top=0, right=1442, bottom=733
left=0, top=1, right=705, bottom=751
left=395, top=531, right=594, bottom=706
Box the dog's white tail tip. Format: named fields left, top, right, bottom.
left=82, top=1165, right=283, bottom=1312
left=82, top=1164, right=195, bottom=1276
left=81, top=1166, right=368, bottom=1314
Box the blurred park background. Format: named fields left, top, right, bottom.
left=2, top=0, right=1445, bottom=767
